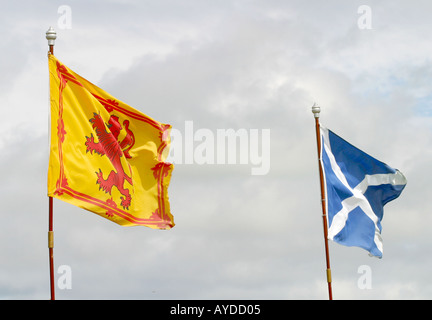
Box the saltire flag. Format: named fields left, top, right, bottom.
left=47, top=54, right=174, bottom=229
left=320, top=126, right=406, bottom=257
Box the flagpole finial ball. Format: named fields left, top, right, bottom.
left=312, top=103, right=321, bottom=118
left=46, top=27, right=57, bottom=45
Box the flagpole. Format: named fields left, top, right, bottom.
left=312, top=104, right=333, bottom=300
left=46, top=26, right=57, bottom=301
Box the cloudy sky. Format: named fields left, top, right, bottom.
left=1, top=0, right=432, bottom=300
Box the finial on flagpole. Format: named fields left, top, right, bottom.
left=312, top=103, right=321, bottom=118
left=46, top=27, right=57, bottom=55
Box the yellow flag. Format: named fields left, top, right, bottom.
left=47, top=54, right=174, bottom=229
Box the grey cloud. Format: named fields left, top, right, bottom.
left=1, top=0, right=432, bottom=300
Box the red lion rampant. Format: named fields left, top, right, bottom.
left=85, top=113, right=135, bottom=210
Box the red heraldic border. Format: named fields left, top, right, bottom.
left=52, top=59, right=174, bottom=229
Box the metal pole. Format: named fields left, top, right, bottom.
left=46, top=26, right=57, bottom=300
left=312, top=104, right=333, bottom=300
left=48, top=197, right=55, bottom=300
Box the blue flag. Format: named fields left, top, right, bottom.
left=320, top=126, right=407, bottom=258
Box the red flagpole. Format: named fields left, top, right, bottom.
left=48, top=197, right=55, bottom=300
left=312, top=104, right=333, bottom=300
left=46, top=26, right=57, bottom=301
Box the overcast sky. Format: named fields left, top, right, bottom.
left=1, top=0, right=432, bottom=300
